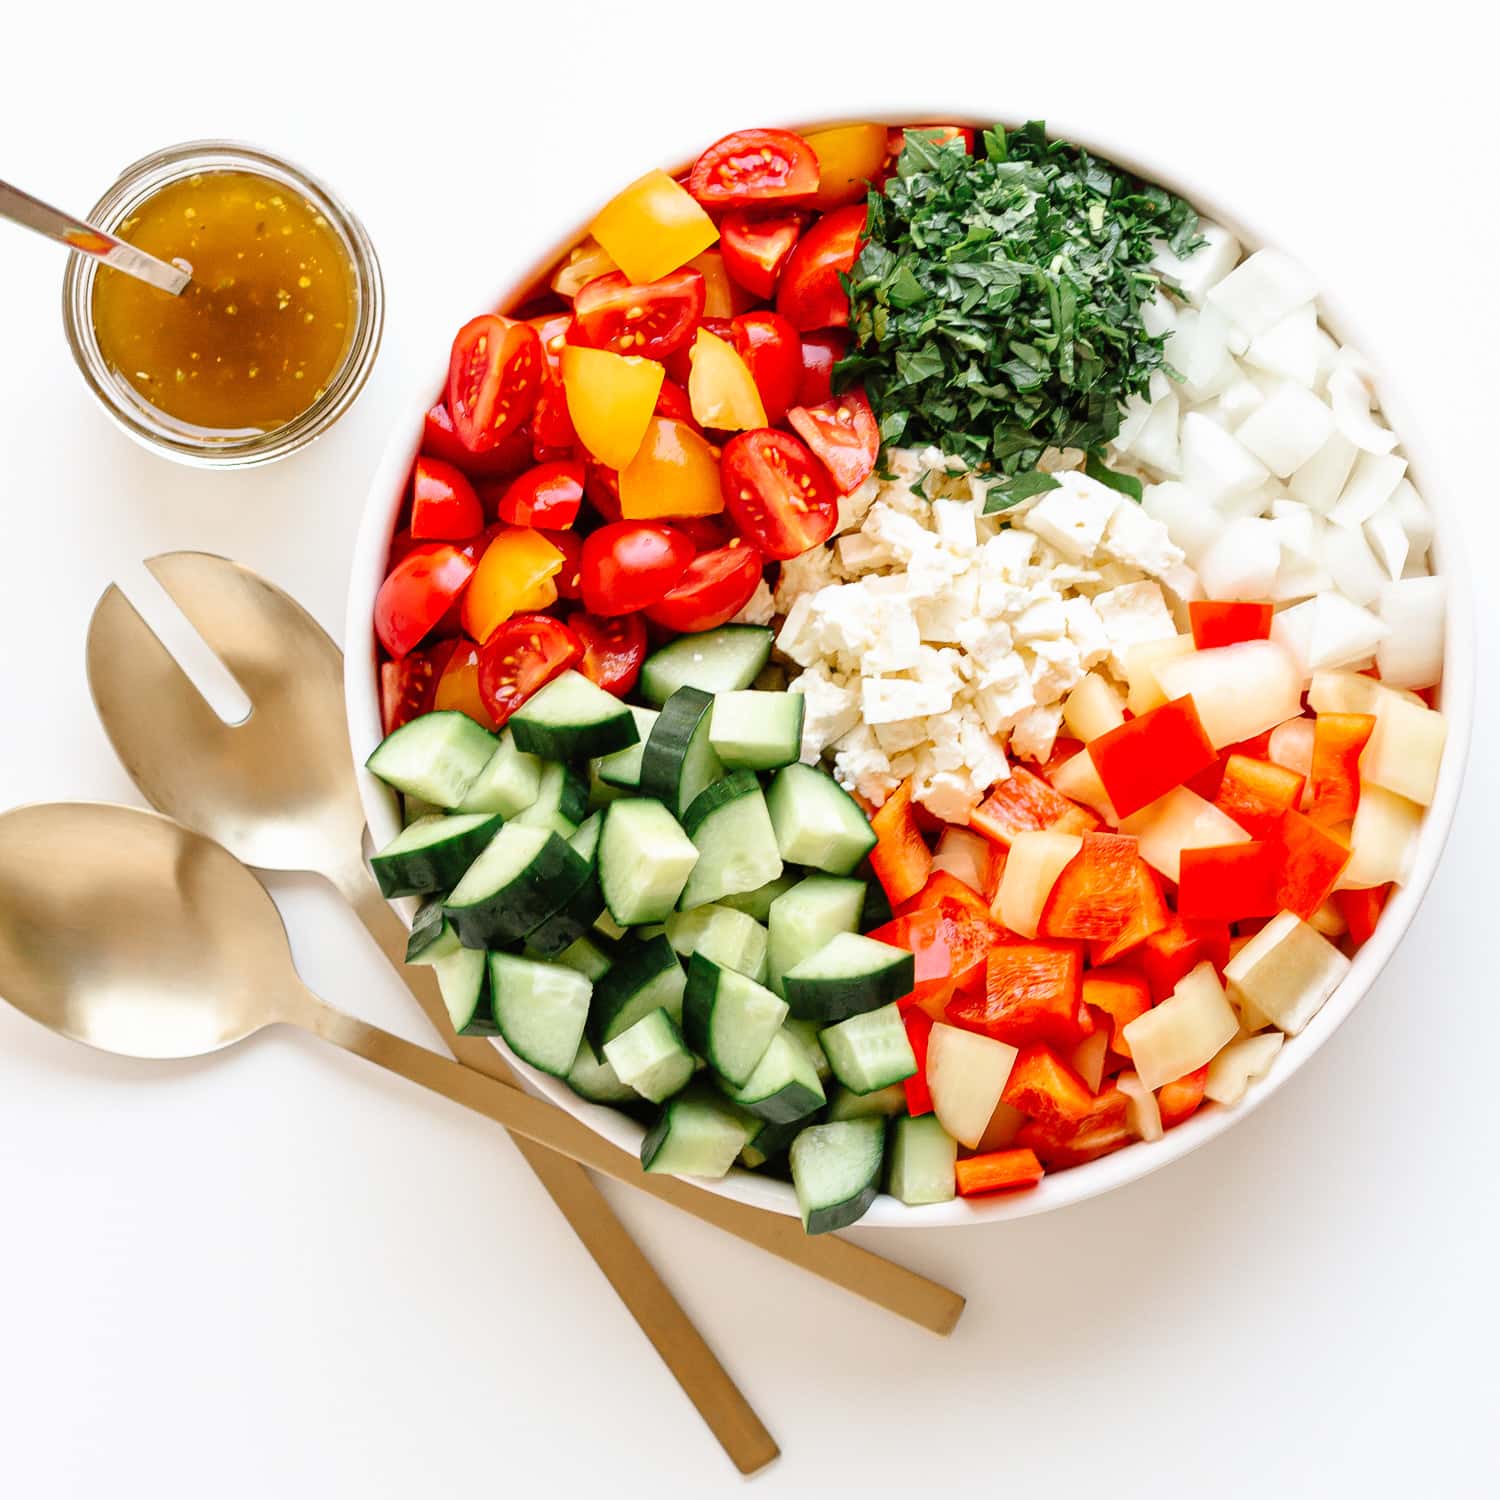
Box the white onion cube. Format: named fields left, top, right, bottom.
left=1196, top=517, right=1281, bottom=600
left=1270, top=593, right=1390, bottom=682
left=1364, top=504, right=1409, bottom=580
left=1154, top=640, right=1304, bottom=748
left=1317, top=518, right=1386, bottom=607
left=1360, top=693, right=1447, bottom=806
left=1122, top=962, right=1239, bottom=1092
left=1165, top=306, right=1237, bottom=402
left=1204, top=1032, right=1283, bottom=1106
left=1182, top=412, right=1270, bottom=509
left=1288, top=430, right=1359, bottom=514
left=1329, top=450, right=1408, bottom=529
left=1142, top=480, right=1226, bottom=563
left=1235, top=383, right=1335, bottom=478
left=1126, top=391, right=1182, bottom=476
left=1120, top=785, right=1250, bottom=884
left=1206, top=249, right=1320, bottom=337
left=1152, top=222, right=1241, bottom=304
left=1225, top=912, right=1349, bottom=1036
left=1374, top=576, right=1445, bottom=690
left=1242, top=302, right=1320, bottom=387
left=1342, top=785, right=1422, bottom=889
left=1328, top=354, right=1398, bottom=455
left=1387, top=480, right=1435, bottom=556
left=926, top=1024, right=1018, bottom=1149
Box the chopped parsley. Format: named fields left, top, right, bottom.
left=839, top=121, right=1200, bottom=503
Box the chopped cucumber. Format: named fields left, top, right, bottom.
left=640, top=686, right=725, bottom=818
left=444, top=825, right=587, bottom=949
left=525, top=813, right=607, bottom=957
left=406, top=898, right=458, bottom=964
left=593, top=706, right=659, bottom=790
left=739, top=1113, right=813, bottom=1169
left=588, top=760, right=629, bottom=811
left=717, top=869, right=801, bottom=922
left=720, top=1027, right=826, bottom=1123
left=569, top=810, right=604, bottom=863
left=785, top=1017, right=831, bottom=1081
left=366, top=710, right=497, bottom=809
left=641, top=1087, right=752, bottom=1177
left=709, top=690, right=805, bottom=770
left=765, top=763, right=877, bottom=875
left=370, top=813, right=502, bottom=898
left=827, top=1083, right=909, bottom=1120
left=599, top=799, right=699, bottom=925
left=457, top=729, right=543, bottom=818
left=602, top=1008, right=696, bottom=1103
left=587, top=934, right=686, bottom=1055
left=782, top=933, right=915, bottom=1024
left=639, top=625, right=773, bottom=706
left=819, top=1003, right=918, bottom=1095
left=678, top=771, right=784, bottom=911
left=594, top=909, right=629, bottom=942
left=510, top=669, right=639, bottom=760
left=664, top=904, right=769, bottom=984
left=790, top=1117, right=886, bottom=1234
left=564, top=1040, right=638, bottom=1104
left=543, top=932, right=615, bottom=982
left=489, top=953, right=591, bottom=1077
left=767, top=875, right=867, bottom=995
left=513, top=761, right=588, bottom=838
left=859, top=867, right=894, bottom=931
left=886, top=1115, right=957, bottom=1206
left=432, top=946, right=496, bottom=1036
left=402, top=794, right=442, bottom=826
left=682, top=953, right=789, bottom=1088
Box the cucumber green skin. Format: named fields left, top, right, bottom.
left=858, top=866, right=894, bottom=931
left=765, top=764, right=877, bottom=876
left=564, top=1042, right=637, bottom=1104
left=639, top=626, right=773, bottom=706
left=791, top=1118, right=887, bottom=1235
left=782, top=952, right=916, bottom=1025
left=681, top=768, right=760, bottom=837
left=740, top=1111, right=819, bottom=1167
left=640, top=1089, right=751, bottom=1176
left=731, top=1078, right=826, bottom=1125
left=440, top=953, right=498, bottom=1037
left=585, top=935, right=685, bottom=1056
left=511, top=707, right=638, bottom=762
left=717, top=870, right=801, bottom=922
left=523, top=866, right=607, bottom=957
left=443, top=833, right=586, bottom=949
left=365, top=710, right=498, bottom=806
left=371, top=815, right=502, bottom=899
left=405, top=897, right=451, bottom=962
left=640, top=686, right=721, bottom=814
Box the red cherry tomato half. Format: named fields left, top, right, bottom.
left=797, top=331, right=849, bottom=406
left=410, top=456, right=485, bottom=542
left=584, top=464, right=623, bottom=523
left=654, top=377, right=699, bottom=429
left=422, top=402, right=533, bottom=477
left=476, top=613, right=583, bottom=728
left=729, top=311, right=802, bottom=425
left=447, top=314, right=542, bottom=454
left=663, top=316, right=731, bottom=388
left=671, top=514, right=735, bottom=551
left=526, top=312, right=578, bottom=458
left=379, top=639, right=457, bottom=734
left=496, top=460, right=585, bottom=529
left=568, top=611, right=649, bottom=695
left=720, top=429, right=838, bottom=560
left=580, top=522, right=695, bottom=616
left=644, top=542, right=765, bottom=633
left=374, top=544, right=476, bottom=659
left=720, top=210, right=804, bottom=298
left=572, top=268, right=705, bottom=360
left=777, top=204, right=866, bottom=331
left=538, top=527, right=584, bottom=600
left=894, top=124, right=977, bottom=158
left=686, top=129, right=820, bottom=210
left=786, top=387, right=879, bottom=494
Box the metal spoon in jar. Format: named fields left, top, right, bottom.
left=0, top=177, right=189, bottom=294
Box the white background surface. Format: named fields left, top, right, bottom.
left=2, top=6, right=1496, bottom=1495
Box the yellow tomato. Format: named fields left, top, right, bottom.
left=590, top=169, right=718, bottom=284
left=550, top=238, right=619, bottom=299
left=688, top=328, right=766, bottom=431
left=434, top=642, right=497, bottom=729
left=690, top=249, right=752, bottom=318
left=619, top=416, right=724, bottom=519
left=803, top=123, right=889, bottom=210
left=460, top=527, right=564, bottom=643
left=561, top=345, right=664, bottom=469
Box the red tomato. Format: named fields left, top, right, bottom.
left=729, top=311, right=802, bottom=425
left=644, top=542, right=764, bottom=633
left=569, top=611, right=649, bottom=695
left=572, top=269, right=705, bottom=360
left=584, top=464, right=623, bottom=523
left=496, top=460, right=585, bottom=529
left=672, top=514, right=734, bottom=551
left=686, top=129, right=820, bottom=210
left=422, top=402, right=532, bottom=477
left=663, top=316, right=731, bottom=388
left=720, top=210, right=804, bottom=298
left=374, top=544, right=476, bottom=659
left=379, top=640, right=456, bottom=734
left=654, top=378, right=700, bottom=429
left=526, top=312, right=578, bottom=458
left=538, top=527, right=584, bottom=600
left=447, top=314, right=542, bottom=453
left=477, top=614, right=583, bottom=728
left=720, top=429, right=838, bottom=559
left=786, top=387, right=879, bottom=493
left=410, top=456, right=485, bottom=541
left=580, top=522, right=695, bottom=616
left=777, top=204, right=866, bottom=331
left=797, top=331, right=848, bottom=406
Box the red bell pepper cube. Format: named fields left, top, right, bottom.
left=1034, top=736, right=1085, bottom=782
left=955, top=1147, right=1045, bottom=1197
left=1001, top=1043, right=1102, bottom=1126
left=1087, top=866, right=1173, bottom=968
left=949, top=943, right=1085, bottom=1048
left=1177, top=842, right=1279, bottom=922
left=868, top=778, right=932, bottom=907
left=1086, top=696, right=1218, bottom=819
left=1266, top=809, right=1351, bottom=921
left=1333, top=884, right=1390, bottom=950
left=1140, top=915, right=1232, bottom=1001
left=1185, top=754, right=1229, bottom=803
left=1038, top=832, right=1169, bottom=953
left=1016, top=1115, right=1134, bottom=1168
left=968, top=766, right=1099, bottom=848
left=1156, top=1065, right=1209, bottom=1129
left=896, top=870, right=990, bottom=921
left=1306, top=713, right=1376, bottom=826
left=1213, top=754, right=1307, bottom=839
left=869, top=897, right=999, bottom=1018
left=1188, top=600, right=1273, bottom=650
left=1081, top=968, right=1152, bottom=1058
left=902, top=1009, right=934, bottom=1116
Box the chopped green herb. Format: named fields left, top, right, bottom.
left=980, top=469, right=1061, bottom=515
left=1083, top=451, right=1144, bottom=502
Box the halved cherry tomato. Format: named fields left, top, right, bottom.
left=569, top=611, right=649, bottom=695
left=580, top=521, right=694, bottom=616
left=719, top=211, right=803, bottom=298
left=526, top=312, right=578, bottom=458
left=434, top=641, right=498, bottom=730
left=572, top=268, right=705, bottom=361
left=410, top=456, right=484, bottom=541
left=422, top=402, right=532, bottom=477
left=664, top=317, right=730, bottom=388
left=447, top=315, right=542, bottom=453
left=477, top=613, right=583, bottom=727
left=797, top=331, right=848, bottom=406
left=688, top=328, right=766, bottom=430
left=777, top=204, right=866, bottom=331
left=379, top=639, right=456, bottom=733
left=496, top=460, right=585, bottom=529
left=686, top=129, right=820, bottom=210
left=730, top=311, right=803, bottom=425
left=672, top=514, right=734, bottom=551
left=720, top=429, right=838, bottom=559
left=644, top=542, right=764, bottom=633
left=689, top=250, right=754, bottom=318
left=786, top=387, right=879, bottom=493
left=460, top=527, right=565, bottom=642
left=537, top=527, right=584, bottom=600
left=654, top=378, right=699, bottom=428
left=620, top=416, right=724, bottom=519
left=374, top=544, right=476, bottom=659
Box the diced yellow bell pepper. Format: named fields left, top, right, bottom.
left=619, top=416, right=724, bottom=519
left=690, top=249, right=746, bottom=318
left=590, top=169, right=718, bottom=285
left=561, top=345, right=664, bottom=470
left=550, top=238, right=619, bottom=299
left=804, top=123, right=890, bottom=210
left=688, top=327, right=766, bottom=431
left=460, top=527, right=563, bottom=643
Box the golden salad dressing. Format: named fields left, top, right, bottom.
left=91, top=170, right=356, bottom=434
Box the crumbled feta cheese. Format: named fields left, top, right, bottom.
left=1100, top=501, right=1185, bottom=577
left=1012, top=596, right=1069, bottom=642
left=732, top=578, right=775, bottom=626
left=830, top=723, right=899, bottom=804
left=774, top=545, right=841, bottom=611
left=1061, top=596, right=1110, bottom=668
left=1020, top=472, right=1121, bottom=561
left=1010, top=702, right=1065, bottom=764
left=1093, top=581, right=1178, bottom=675
left=835, top=476, right=879, bottom=535
left=932, top=499, right=978, bottom=554
left=862, top=676, right=954, bottom=724
left=789, top=666, right=860, bottom=761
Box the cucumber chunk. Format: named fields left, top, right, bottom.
left=432, top=946, right=496, bottom=1036
left=664, top=904, right=769, bottom=984
left=406, top=898, right=459, bottom=964
left=639, top=625, right=773, bottom=706
left=739, top=1113, right=814, bottom=1169
left=720, top=1027, right=826, bottom=1123
left=790, top=1117, right=886, bottom=1234
left=457, top=729, right=544, bottom=818
left=887, top=1114, right=957, bottom=1206
left=767, top=875, right=867, bottom=995
left=782, top=933, right=915, bottom=1024
left=513, top=761, right=588, bottom=838
left=599, top=799, right=699, bottom=925
left=564, top=1040, right=638, bottom=1104
left=543, top=932, right=615, bottom=982
left=765, top=763, right=877, bottom=875
left=602, top=1008, right=696, bottom=1103
left=827, top=1082, right=909, bottom=1120
left=489, top=954, right=591, bottom=1077
left=682, top=952, right=789, bottom=1088
left=640, top=686, right=725, bottom=818
left=444, top=825, right=587, bottom=949
left=785, top=1017, right=831, bottom=1081
left=641, top=1087, right=752, bottom=1177
left=819, top=1003, right=918, bottom=1094
left=709, top=690, right=805, bottom=770
left=511, top=669, right=640, bottom=760
left=366, top=710, right=498, bottom=808
left=717, top=869, right=801, bottom=922
left=593, top=706, right=659, bottom=790
left=402, top=794, right=442, bottom=826
left=678, top=772, right=784, bottom=911
left=587, top=934, right=686, bottom=1055
left=371, top=813, right=503, bottom=898
left=523, top=813, right=608, bottom=957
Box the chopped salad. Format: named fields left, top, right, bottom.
left=365, top=121, right=1449, bottom=1232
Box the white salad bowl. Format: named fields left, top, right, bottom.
left=346, top=116, right=1475, bottom=1229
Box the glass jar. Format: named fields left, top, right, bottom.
left=61, top=140, right=383, bottom=467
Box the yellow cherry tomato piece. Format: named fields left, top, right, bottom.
left=460, top=527, right=564, bottom=643
left=690, top=249, right=752, bottom=318
left=619, top=416, right=725, bottom=519
left=688, top=327, right=767, bottom=431
left=804, top=123, right=890, bottom=210
left=561, top=345, right=664, bottom=470
left=434, top=642, right=498, bottom=730
left=550, top=238, right=619, bottom=299
left=591, top=169, right=718, bottom=285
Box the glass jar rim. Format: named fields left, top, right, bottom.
left=61, top=139, right=384, bottom=469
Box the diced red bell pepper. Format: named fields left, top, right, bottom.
left=1333, top=884, right=1389, bottom=950
left=1177, top=842, right=1279, bottom=922
left=1213, top=754, right=1307, bottom=839
left=948, top=943, right=1085, bottom=1048
left=1081, top=968, right=1152, bottom=1058
left=868, top=778, right=932, bottom=907
left=1140, top=915, right=1232, bottom=1001
left=1156, top=1065, right=1209, bottom=1129
left=1040, top=832, right=1169, bottom=963
left=900, top=1009, right=935, bottom=1116
left=868, top=897, right=998, bottom=1018
left=1189, top=600, right=1273, bottom=650
left=1306, top=713, right=1375, bottom=826
left=896, top=870, right=990, bottom=921
left=969, top=766, right=1099, bottom=848
left=1016, top=1115, right=1134, bottom=1168
left=1033, top=736, right=1085, bottom=783
left=1001, top=1043, right=1103, bottom=1126
left=1266, top=809, right=1351, bottom=921
left=1185, top=754, right=1229, bottom=803
left=1088, top=870, right=1173, bottom=966
left=955, top=1148, right=1045, bottom=1196
left=1086, top=696, right=1218, bottom=819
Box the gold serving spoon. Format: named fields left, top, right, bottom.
left=0, top=799, right=779, bottom=1475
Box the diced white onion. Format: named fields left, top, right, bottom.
left=1387, top=480, right=1435, bottom=557
left=1123, top=962, right=1239, bottom=1092
left=932, top=826, right=994, bottom=897
left=1225, top=912, right=1350, bottom=1036
left=926, top=1025, right=1018, bottom=1149
left=1267, top=716, right=1316, bottom=779
left=1154, top=640, right=1303, bottom=748
left=1204, top=1032, right=1283, bottom=1106
left=1121, top=786, right=1249, bottom=884
left=1287, top=430, right=1359, bottom=514
left=1235, top=382, right=1335, bottom=478
left=1270, top=593, right=1389, bottom=682
left=1364, top=504, right=1410, bottom=580
left=1327, top=354, right=1399, bottom=455
left=1142, top=480, right=1224, bottom=563
left=1117, top=1070, right=1165, bottom=1142
left=1328, top=450, right=1408, bottom=529
left=1152, top=221, right=1241, bottom=304
left=1316, top=518, right=1387, bottom=608
left=1206, top=249, right=1320, bottom=337
left=1374, top=576, right=1445, bottom=690
left=1196, top=517, right=1281, bottom=600
left=1181, top=412, right=1270, bottom=510
left=1242, top=302, right=1320, bottom=387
